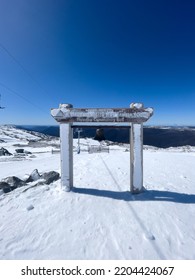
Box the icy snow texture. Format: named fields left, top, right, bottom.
left=0, top=126, right=195, bottom=260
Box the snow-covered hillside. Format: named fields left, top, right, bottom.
left=0, top=125, right=195, bottom=260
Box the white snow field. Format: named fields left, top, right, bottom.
left=0, top=125, right=195, bottom=260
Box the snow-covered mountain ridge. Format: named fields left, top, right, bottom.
left=0, top=125, right=57, bottom=142
left=0, top=125, right=195, bottom=260
left=15, top=124, right=195, bottom=148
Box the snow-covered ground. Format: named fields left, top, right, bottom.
left=0, top=125, right=195, bottom=260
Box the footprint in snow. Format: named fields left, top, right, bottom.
left=27, top=205, right=34, bottom=211
left=143, top=233, right=155, bottom=241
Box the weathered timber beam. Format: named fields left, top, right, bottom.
left=51, top=105, right=153, bottom=123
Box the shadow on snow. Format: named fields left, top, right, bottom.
left=72, top=187, right=195, bottom=204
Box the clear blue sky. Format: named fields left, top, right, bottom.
left=0, top=0, right=195, bottom=125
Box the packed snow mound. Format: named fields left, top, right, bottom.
left=0, top=125, right=195, bottom=260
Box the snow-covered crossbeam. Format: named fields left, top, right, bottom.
left=51, top=103, right=154, bottom=194
left=51, top=103, right=153, bottom=123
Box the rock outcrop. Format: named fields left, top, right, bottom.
left=0, top=147, right=12, bottom=156
left=0, top=170, right=60, bottom=194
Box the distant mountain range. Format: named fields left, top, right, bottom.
left=15, top=125, right=195, bottom=148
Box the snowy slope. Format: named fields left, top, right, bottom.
left=0, top=126, right=195, bottom=260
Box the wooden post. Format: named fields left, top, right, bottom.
left=60, top=122, right=73, bottom=191
left=130, top=123, right=143, bottom=193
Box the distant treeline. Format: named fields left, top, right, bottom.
left=16, top=125, right=195, bottom=148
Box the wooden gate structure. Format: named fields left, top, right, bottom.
left=51, top=103, right=153, bottom=194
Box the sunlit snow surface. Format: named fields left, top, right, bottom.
left=0, top=126, right=195, bottom=260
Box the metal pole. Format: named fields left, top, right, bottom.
left=76, top=129, right=82, bottom=154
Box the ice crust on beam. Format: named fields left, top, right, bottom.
left=51, top=107, right=153, bottom=123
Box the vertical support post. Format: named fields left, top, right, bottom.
left=130, top=123, right=143, bottom=193
left=60, top=122, right=73, bottom=191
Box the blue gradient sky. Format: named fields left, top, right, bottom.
left=0, top=0, right=195, bottom=125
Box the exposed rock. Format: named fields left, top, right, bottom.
left=15, top=149, right=31, bottom=155
left=3, top=186, right=15, bottom=194
left=1, top=169, right=60, bottom=194
left=2, top=176, right=25, bottom=188
left=25, top=169, right=41, bottom=183
left=0, top=182, right=10, bottom=189
left=0, top=147, right=12, bottom=156
left=0, top=182, right=13, bottom=193
left=15, top=148, right=24, bottom=154
left=24, top=150, right=32, bottom=154
left=0, top=177, right=25, bottom=193
left=41, top=171, right=60, bottom=184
